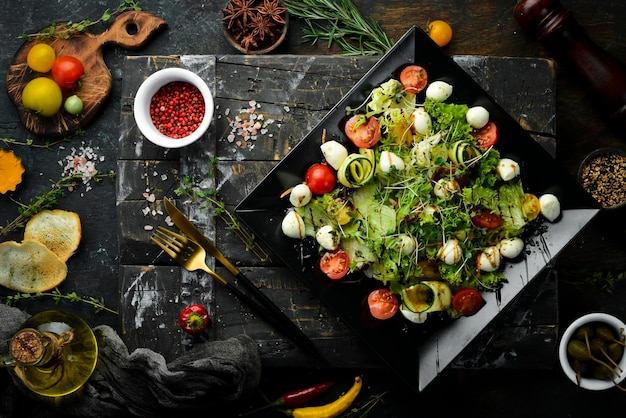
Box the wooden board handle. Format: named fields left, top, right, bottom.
left=94, top=10, right=167, bottom=49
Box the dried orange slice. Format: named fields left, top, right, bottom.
left=0, top=149, right=25, bottom=194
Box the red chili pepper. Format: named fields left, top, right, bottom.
left=179, top=304, right=210, bottom=334
left=242, top=380, right=335, bottom=415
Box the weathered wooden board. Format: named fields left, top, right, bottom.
left=118, top=54, right=558, bottom=369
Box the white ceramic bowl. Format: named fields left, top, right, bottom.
left=559, top=312, right=626, bottom=390
left=133, top=68, right=214, bottom=148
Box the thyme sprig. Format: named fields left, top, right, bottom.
left=3, top=288, right=117, bottom=314
left=1, top=136, right=70, bottom=150
left=283, top=0, right=394, bottom=55
left=1, top=172, right=114, bottom=237
left=174, top=161, right=271, bottom=262
left=19, top=0, right=142, bottom=41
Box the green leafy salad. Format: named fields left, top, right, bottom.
left=281, top=65, right=559, bottom=322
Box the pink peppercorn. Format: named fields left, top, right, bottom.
left=149, top=81, right=205, bottom=139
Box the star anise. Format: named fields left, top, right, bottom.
left=221, top=0, right=257, bottom=28
left=239, top=33, right=259, bottom=51
left=257, top=0, right=287, bottom=24
left=249, top=12, right=276, bottom=42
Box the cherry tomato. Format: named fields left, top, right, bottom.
left=367, top=289, right=399, bottom=320
left=452, top=288, right=484, bottom=316
left=21, top=77, right=63, bottom=117
left=428, top=20, right=453, bottom=47
left=399, top=65, right=428, bottom=94
left=305, top=163, right=336, bottom=195
left=64, top=95, right=83, bottom=115
left=51, top=56, right=84, bottom=90
left=344, top=115, right=381, bottom=148
left=471, top=121, right=498, bottom=149
left=26, top=43, right=56, bottom=73
left=320, top=249, right=350, bottom=280
left=471, top=208, right=503, bottom=229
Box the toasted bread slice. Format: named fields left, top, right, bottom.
left=0, top=240, right=68, bottom=292
left=24, top=209, right=81, bottom=262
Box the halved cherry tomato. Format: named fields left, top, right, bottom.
left=367, top=289, right=399, bottom=320
left=320, top=249, right=350, bottom=280
left=471, top=208, right=503, bottom=229
left=399, top=65, right=428, bottom=94
left=305, top=163, right=336, bottom=195
left=452, top=288, right=484, bottom=316
left=471, top=121, right=498, bottom=149
left=344, top=115, right=381, bottom=148
left=51, top=56, right=84, bottom=90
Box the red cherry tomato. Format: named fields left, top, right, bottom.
left=471, top=209, right=503, bottom=230
left=320, top=249, right=350, bottom=280
left=179, top=304, right=210, bottom=334
left=305, top=163, right=336, bottom=195
left=51, top=56, right=84, bottom=90
left=367, top=289, right=399, bottom=320
left=452, top=288, right=484, bottom=316
left=344, top=115, right=381, bottom=148
left=471, top=121, right=498, bottom=149
left=399, top=65, right=428, bottom=94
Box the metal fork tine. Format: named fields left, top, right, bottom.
left=150, top=234, right=179, bottom=260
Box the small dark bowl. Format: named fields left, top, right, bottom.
left=578, top=147, right=626, bottom=210
left=222, top=2, right=288, bottom=54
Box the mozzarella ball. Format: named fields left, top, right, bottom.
left=466, top=106, right=490, bottom=129
left=497, top=158, right=521, bottom=181
left=289, top=183, right=312, bottom=207
left=539, top=193, right=561, bottom=222
left=320, top=140, right=348, bottom=170
left=380, top=150, right=405, bottom=173
left=426, top=81, right=453, bottom=101
left=498, top=237, right=524, bottom=259
left=281, top=210, right=306, bottom=239
left=398, top=234, right=417, bottom=256
left=412, top=108, right=432, bottom=135
left=477, top=246, right=502, bottom=272
left=433, top=178, right=460, bottom=199
left=400, top=304, right=428, bottom=324
left=316, top=225, right=339, bottom=250
left=438, top=238, right=462, bottom=265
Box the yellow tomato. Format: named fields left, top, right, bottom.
left=21, top=77, right=63, bottom=117
left=26, top=43, right=56, bottom=73
left=428, top=20, right=453, bottom=47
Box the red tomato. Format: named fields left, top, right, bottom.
left=305, top=163, right=336, bottom=195
left=471, top=121, right=498, bottom=149
left=344, top=115, right=381, bottom=148
left=471, top=208, right=503, bottom=229
left=320, top=249, right=350, bottom=280
left=452, top=288, right=484, bottom=316
left=367, top=289, right=399, bottom=320
left=399, top=65, right=428, bottom=94
left=51, top=56, right=84, bottom=89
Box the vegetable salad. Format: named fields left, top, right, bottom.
left=281, top=64, right=559, bottom=323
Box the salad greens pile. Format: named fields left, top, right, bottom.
left=295, top=73, right=533, bottom=297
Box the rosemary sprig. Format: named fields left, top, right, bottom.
left=3, top=288, right=118, bottom=314
left=175, top=163, right=271, bottom=263
left=283, top=0, right=394, bottom=56
left=19, top=0, right=142, bottom=41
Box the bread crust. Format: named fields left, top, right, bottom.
left=24, top=209, right=82, bottom=262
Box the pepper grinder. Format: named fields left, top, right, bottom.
left=514, top=0, right=626, bottom=132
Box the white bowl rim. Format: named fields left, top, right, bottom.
left=558, top=312, right=626, bottom=390
left=133, top=67, right=214, bottom=149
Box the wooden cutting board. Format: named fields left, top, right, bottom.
left=5, top=11, right=167, bottom=137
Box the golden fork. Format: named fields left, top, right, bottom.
left=150, top=226, right=329, bottom=366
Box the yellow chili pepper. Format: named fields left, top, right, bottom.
left=288, top=376, right=362, bottom=418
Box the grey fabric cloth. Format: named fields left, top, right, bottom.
left=1, top=304, right=262, bottom=417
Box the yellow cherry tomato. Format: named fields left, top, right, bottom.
left=428, top=20, right=453, bottom=47
left=21, top=77, right=63, bottom=117
left=26, top=43, right=56, bottom=73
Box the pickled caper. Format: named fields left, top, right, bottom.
left=568, top=339, right=591, bottom=361
left=592, top=363, right=615, bottom=380
left=570, top=358, right=589, bottom=374
left=608, top=342, right=625, bottom=363
left=596, top=325, right=626, bottom=346
left=576, top=325, right=594, bottom=341
left=589, top=338, right=608, bottom=357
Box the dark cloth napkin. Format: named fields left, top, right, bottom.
left=0, top=304, right=261, bottom=417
